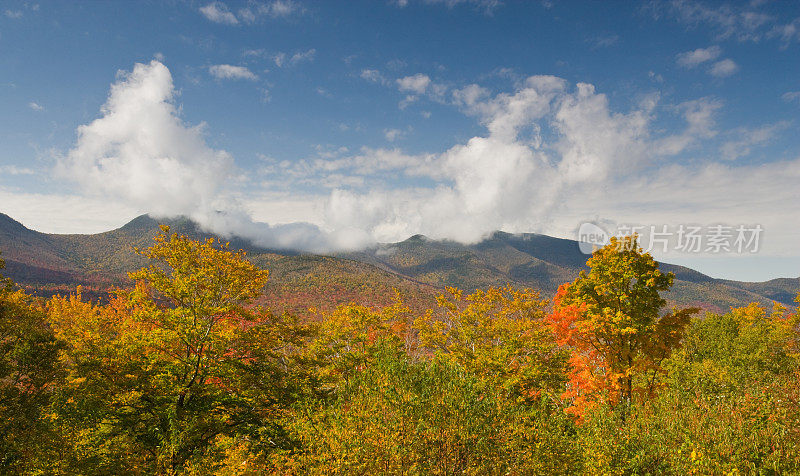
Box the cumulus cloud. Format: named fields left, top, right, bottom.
left=58, top=61, right=235, bottom=219
left=249, top=74, right=797, bottom=259
left=56, top=60, right=364, bottom=253
left=452, top=83, right=490, bottom=107
left=28, top=101, right=44, bottom=111
left=263, top=79, right=634, bottom=242
left=53, top=62, right=800, bottom=259
left=396, top=73, right=431, bottom=94
left=362, top=70, right=448, bottom=109
left=676, top=45, right=721, bottom=67
left=209, top=64, right=258, bottom=80
left=709, top=58, right=738, bottom=77
left=199, top=2, right=239, bottom=25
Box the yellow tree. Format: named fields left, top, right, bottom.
left=549, top=235, right=696, bottom=418
left=414, top=285, right=566, bottom=402
left=48, top=226, right=304, bottom=473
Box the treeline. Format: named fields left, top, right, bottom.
left=1, top=227, right=798, bottom=474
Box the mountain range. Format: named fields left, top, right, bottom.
left=1, top=212, right=797, bottom=314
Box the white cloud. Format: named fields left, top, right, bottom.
left=257, top=75, right=799, bottom=258
left=781, top=91, right=800, bottom=104
left=719, top=122, right=787, bottom=160
left=396, top=73, right=431, bottom=94
left=4, top=9, right=22, bottom=19
left=274, top=48, right=316, bottom=67
left=661, top=0, right=800, bottom=47
left=676, top=45, right=721, bottom=67
left=360, top=68, right=385, bottom=83
left=238, top=7, right=256, bottom=23
left=679, top=97, right=721, bottom=138
left=258, top=0, right=302, bottom=18
left=769, top=18, right=800, bottom=47
left=395, top=74, right=438, bottom=109
left=452, top=83, right=490, bottom=107
left=365, top=71, right=449, bottom=109
left=43, top=64, right=800, bottom=260
left=52, top=60, right=360, bottom=253
left=588, top=34, right=619, bottom=49
left=199, top=2, right=239, bottom=25
left=0, top=165, right=35, bottom=175
left=28, top=101, right=44, bottom=111
left=200, top=1, right=302, bottom=25
left=709, top=58, right=738, bottom=77
left=675, top=47, right=737, bottom=77
left=398, top=0, right=503, bottom=14
left=57, top=60, right=235, bottom=219
left=384, top=128, right=404, bottom=142
left=209, top=64, right=258, bottom=80
left=398, top=95, right=417, bottom=110
left=666, top=0, right=772, bottom=42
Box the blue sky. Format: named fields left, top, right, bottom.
left=1, top=0, right=799, bottom=281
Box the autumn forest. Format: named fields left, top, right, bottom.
left=1, top=226, right=798, bottom=475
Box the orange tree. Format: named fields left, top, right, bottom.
left=549, top=235, right=696, bottom=419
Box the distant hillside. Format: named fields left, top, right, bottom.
left=0, top=212, right=797, bottom=313
left=341, top=231, right=799, bottom=313
left=0, top=213, right=440, bottom=314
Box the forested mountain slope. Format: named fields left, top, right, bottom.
left=1, top=212, right=796, bottom=313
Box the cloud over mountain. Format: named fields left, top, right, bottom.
left=56, top=61, right=800, bottom=257
left=58, top=61, right=234, bottom=222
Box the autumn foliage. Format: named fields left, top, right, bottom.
left=0, top=234, right=798, bottom=474
left=549, top=235, right=697, bottom=419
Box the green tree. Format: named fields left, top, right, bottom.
left=0, top=253, right=65, bottom=473
left=549, top=235, right=696, bottom=418
left=578, top=303, right=800, bottom=474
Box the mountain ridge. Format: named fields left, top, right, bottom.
left=1, top=212, right=797, bottom=313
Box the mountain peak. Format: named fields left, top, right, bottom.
left=119, top=214, right=159, bottom=232
left=403, top=234, right=429, bottom=243
left=0, top=212, right=32, bottom=235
